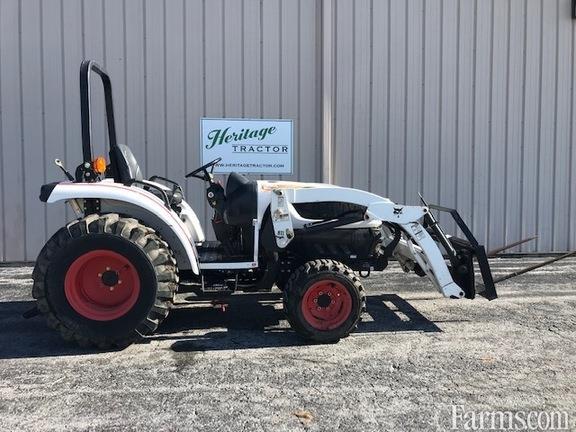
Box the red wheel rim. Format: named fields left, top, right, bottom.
left=64, top=250, right=140, bottom=321
left=300, top=279, right=353, bottom=331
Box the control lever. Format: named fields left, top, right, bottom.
left=54, top=159, right=75, bottom=181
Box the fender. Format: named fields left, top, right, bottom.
left=41, top=181, right=200, bottom=274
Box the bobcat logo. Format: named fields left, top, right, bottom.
left=393, top=206, right=403, bottom=215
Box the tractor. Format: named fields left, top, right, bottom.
left=31, top=60, right=497, bottom=348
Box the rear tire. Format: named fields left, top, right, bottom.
left=32, top=214, right=178, bottom=349
left=283, top=259, right=365, bottom=343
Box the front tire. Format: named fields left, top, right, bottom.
left=32, top=214, right=178, bottom=348
left=283, top=259, right=365, bottom=343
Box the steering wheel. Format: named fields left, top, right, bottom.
left=185, top=157, right=222, bottom=181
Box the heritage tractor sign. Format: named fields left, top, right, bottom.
left=201, top=118, right=293, bottom=174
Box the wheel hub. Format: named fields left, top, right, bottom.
left=64, top=249, right=140, bottom=321
left=301, top=279, right=353, bottom=331
left=316, top=293, right=332, bottom=308
left=101, top=270, right=119, bottom=287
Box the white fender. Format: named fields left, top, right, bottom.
left=45, top=181, right=200, bottom=274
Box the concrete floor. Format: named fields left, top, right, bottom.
left=0, top=258, right=575, bottom=431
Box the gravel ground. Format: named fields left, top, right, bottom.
left=0, top=257, right=575, bottom=431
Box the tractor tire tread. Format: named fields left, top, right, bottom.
left=283, top=259, right=365, bottom=343
left=32, top=213, right=178, bottom=349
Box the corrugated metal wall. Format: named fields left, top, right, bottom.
left=330, top=0, right=576, bottom=253
left=0, top=0, right=321, bottom=261
left=1, top=0, right=575, bottom=261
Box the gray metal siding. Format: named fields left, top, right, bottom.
left=330, top=0, right=576, bottom=252
left=1, top=0, right=575, bottom=262
left=0, top=0, right=321, bottom=261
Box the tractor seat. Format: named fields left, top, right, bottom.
left=110, top=144, right=143, bottom=183
left=223, top=172, right=257, bottom=225
left=109, top=144, right=181, bottom=205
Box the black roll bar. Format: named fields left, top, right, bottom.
left=80, top=60, right=118, bottom=165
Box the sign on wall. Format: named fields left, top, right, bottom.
left=201, top=118, right=293, bottom=174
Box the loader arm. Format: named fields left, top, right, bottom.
left=266, top=184, right=491, bottom=300
left=365, top=203, right=466, bottom=299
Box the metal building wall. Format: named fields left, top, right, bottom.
left=1, top=0, right=575, bottom=262
left=329, top=0, right=576, bottom=252
left=0, top=0, right=321, bottom=261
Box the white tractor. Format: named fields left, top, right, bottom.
left=31, top=61, right=497, bottom=348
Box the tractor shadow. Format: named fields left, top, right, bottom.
left=0, top=300, right=100, bottom=359
left=155, top=292, right=442, bottom=352
left=0, top=293, right=441, bottom=359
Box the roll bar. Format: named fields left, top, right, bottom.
left=79, top=60, right=118, bottom=164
